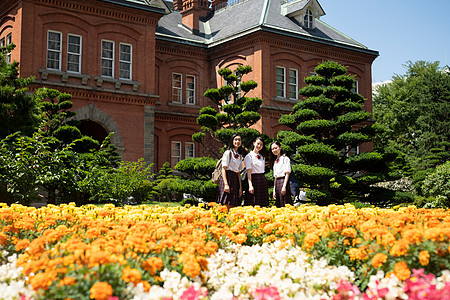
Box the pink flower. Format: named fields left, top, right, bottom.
left=252, top=285, right=282, bottom=300
left=332, top=280, right=360, bottom=300
left=180, top=286, right=208, bottom=300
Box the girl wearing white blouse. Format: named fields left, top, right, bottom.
left=217, top=134, right=244, bottom=209
left=271, top=140, right=293, bottom=207
left=243, top=137, right=269, bottom=207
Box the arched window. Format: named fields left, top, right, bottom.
left=304, top=8, right=313, bottom=29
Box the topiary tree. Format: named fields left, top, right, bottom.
left=277, top=61, right=397, bottom=205
left=194, top=64, right=264, bottom=154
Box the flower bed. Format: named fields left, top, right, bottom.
left=1, top=203, right=450, bottom=299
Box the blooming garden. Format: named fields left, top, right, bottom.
left=1, top=202, right=450, bottom=300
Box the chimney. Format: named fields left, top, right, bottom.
left=211, top=0, right=227, bottom=11
left=178, top=0, right=210, bottom=31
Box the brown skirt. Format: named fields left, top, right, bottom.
left=217, top=170, right=241, bottom=206
left=245, top=173, right=269, bottom=207
left=274, top=177, right=292, bottom=207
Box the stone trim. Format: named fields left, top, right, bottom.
left=70, top=104, right=125, bottom=158
left=144, top=105, right=155, bottom=170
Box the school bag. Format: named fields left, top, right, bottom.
left=211, top=151, right=232, bottom=184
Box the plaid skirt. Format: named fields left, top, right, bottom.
left=245, top=173, right=269, bottom=207
left=274, top=177, right=292, bottom=207
left=217, top=170, right=241, bottom=206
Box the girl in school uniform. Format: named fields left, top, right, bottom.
left=217, top=134, right=244, bottom=209
left=244, top=137, right=269, bottom=207
left=270, top=140, right=293, bottom=207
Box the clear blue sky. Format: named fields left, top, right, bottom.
left=320, top=0, right=450, bottom=83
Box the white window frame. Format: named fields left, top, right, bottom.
left=171, top=141, right=182, bottom=167
left=101, top=40, right=114, bottom=78
left=172, top=73, right=182, bottom=103
left=288, top=68, right=298, bottom=100
left=119, top=42, right=132, bottom=80
left=185, top=142, right=195, bottom=158
left=5, top=33, right=12, bottom=64
left=67, top=34, right=82, bottom=73
left=304, top=8, right=314, bottom=29
left=186, top=75, right=196, bottom=105
left=276, top=66, right=286, bottom=98
left=47, top=30, right=62, bottom=70
left=351, top=80, right=359, bottom=94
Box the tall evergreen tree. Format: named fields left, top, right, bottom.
left=0, top=44, right=41, bottom=138
left=277, top=61, right=396, bottom=205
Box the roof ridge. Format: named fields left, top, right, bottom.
left=316, top=18, right=367, bottom=49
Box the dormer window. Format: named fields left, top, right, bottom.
left=281, top=0, right=325, bottom=30
left=304, top=8, right=313, bottom=29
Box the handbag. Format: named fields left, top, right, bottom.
left=288, top=170, right=300, bottom=198
left=211, top=151, right=232, bottom=184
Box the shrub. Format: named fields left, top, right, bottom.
left=422, top=161, right=450, bottom=201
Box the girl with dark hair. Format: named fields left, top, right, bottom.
left=270, top=141, right=293, bottom=207
left=217, top=134, right=244, bottom=209
left=243, top=137, right=269, bottom=207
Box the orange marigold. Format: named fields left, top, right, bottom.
left=419, top=250, right=430, bottom=266
left=59, top=277, right=76, bottom=286
left=394, top=261, right=411, bottom=281
left=342, top=228, right=358, bottom=239
left=0, top=232, right=9, bottom=246
left=121, top=267, right=142, bottom=285
left=140, top=281, right=151, bottom=292
left=89, top=282, right=113, bottom=300
left=347, top=247, right=368, bottom=261
left=15, top=239, right=30, bottom=251
left=389, top=239, right=409, bottom=257
left=141, top=257, right=164, bottom=276
left=371, top=253, right=388, bottom=269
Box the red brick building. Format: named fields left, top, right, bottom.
left=1, top=0, right=378, bottom=170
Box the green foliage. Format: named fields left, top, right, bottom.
left=81, top=159, right=153, bottom=206
left=277, top=61, right=396, bottom=205
left=422, top=161, right=450, bottom=202
left=373, top=61, right=450, bottom=173
left=0, top=44, right=41, bottom=138
left=174, top=157, right=216, bottom=180
left=194, top=64, right=263, bottom=154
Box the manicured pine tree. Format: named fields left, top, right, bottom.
left=194, top=64, right=264, bottom=154
left=277, top=61, right=396, bottom=205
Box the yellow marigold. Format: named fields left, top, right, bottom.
left=59, top=277, right=76, bottom=286
left=394, top=261, right=411, bottom=281
left=15, top=239, right=30, bottom=251
left=89, top=282, right=113, bottom=300
left=121, top=267, right=142, bottom=285
left=328, top=241, right=336, bottom=248
left=343, top=239, right=351, bottom=246
left=371, top=253, right=388, bottom=269
left=141, top=257, right=164, bottom=275
left=419, top=250, right=430, bottom=266
left=389, top=239, right=409, bottom=257
left=342, top=227, right=358, bottom=239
